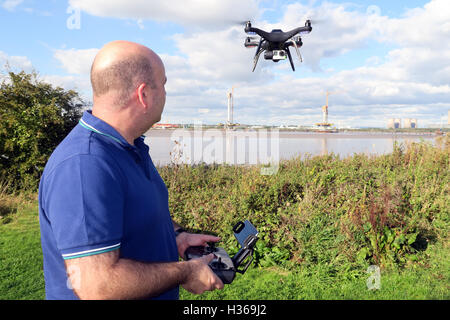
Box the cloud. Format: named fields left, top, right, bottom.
left=69, top=0, right=260, bottom=29
left=53, top=48, right=99, bottom=75
left=170, top=27, right=274, bottom=83
left=379, top=0, right=450, bottom=48
left=48, top=48, right=100, bottom=100
left=26, top=0, right=450, bottom=127
left=1, top=0, right=23, bottom=11
left=0, top=50, right=92, bottom=102
left=197, top=108, right=210, bottom=114
left=42, top=74, right=92, bottom=100
left=0, top=50, right=33, bottom=71
left=158, top=0, right=450, bottom=127
left=259, top=1, right=388, bottom=71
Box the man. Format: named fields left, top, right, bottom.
left=38, top=40, right=224, bottom=300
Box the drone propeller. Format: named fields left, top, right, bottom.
left=230, top=19, right=258, bottom=35
left=231, top=20, right=251, bottom=26
left=306, top=17, right=326, bottom=25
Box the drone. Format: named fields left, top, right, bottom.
left=244, top=20, right=312, bottom=72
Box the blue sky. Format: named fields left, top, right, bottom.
left=1, top=0, right=449, bottom=127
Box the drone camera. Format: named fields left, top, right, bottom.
left=264, top=50, right=273, bottom=60
left=273, top=50, right=287, bottom=61
left=264, top=50, right=287, bottom=61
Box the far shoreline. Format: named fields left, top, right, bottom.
left=145, top=128, right=444, bottom=140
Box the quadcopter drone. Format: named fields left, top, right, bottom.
left=244, top=20, right=312, bottom=71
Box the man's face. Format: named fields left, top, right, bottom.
left=149, top=60, right=167, bottom=123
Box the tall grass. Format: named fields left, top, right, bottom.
left=0, top=180, right=36, bottom=224
left=160, top=136, right=449, bottom=274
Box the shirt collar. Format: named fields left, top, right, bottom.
left=79, top=110, right=144, bottom=149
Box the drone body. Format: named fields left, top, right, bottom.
left=244, top=20, right=312, bottom=71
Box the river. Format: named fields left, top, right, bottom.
left=143, top=129, right=438, bottom=167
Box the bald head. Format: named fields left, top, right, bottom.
left=90, top=41, right=160, bottom=107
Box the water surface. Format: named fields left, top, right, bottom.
left=144, top=129, right=436, bottom=167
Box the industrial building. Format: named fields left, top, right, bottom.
left=387, top=118, right=402, bottom=129
left=403, top=118, right=418, bottom=129
left=387, top=118, right=418, bottom=129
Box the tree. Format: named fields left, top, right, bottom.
left=0, top=70, right=84, bottom=191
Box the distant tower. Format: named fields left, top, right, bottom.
left=227, top=91, right=233, bottom=125
left=322, top=105, right=328, bottom=124
left=316, top=90, right=336, bottom=130
left=227, top=86, right=237, bottom=127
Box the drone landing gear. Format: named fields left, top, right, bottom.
left=252, top=49, right=263, bottom=72
left=252, top=39, right=264, bottom=72
left=290, top=39, right=303, bottom=63
left=286, top=48, right=295, bottom=71
left=285, top=39, right=303, bottom=72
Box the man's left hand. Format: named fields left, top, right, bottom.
left=176, top=232, right=220, bottom=259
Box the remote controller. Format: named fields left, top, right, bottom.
left=184, top=220, right=259, bottom=284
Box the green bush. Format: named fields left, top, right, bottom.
left=0, top=71, right=84, bottom=191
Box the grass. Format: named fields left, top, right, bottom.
left=0, top=200, right=44, bottom=300
left=0, top=138, right=448, bottom=300
left=0, top=203, right=447, bottom=300
left=179, top=242, right=449, bottom=300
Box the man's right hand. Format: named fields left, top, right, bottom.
left=182, top=253, right=224, bottom=294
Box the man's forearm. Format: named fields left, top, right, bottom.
left=106, top=258, right=191, bottom=300
left=67, top=250, right=192, bottom=300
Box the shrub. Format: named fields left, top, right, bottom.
left=0, top=70, right=84, bottom=191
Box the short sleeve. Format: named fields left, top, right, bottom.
left=43, top=154, right=125, bottom=260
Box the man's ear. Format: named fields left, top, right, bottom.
left=137, top=83, right=147, bottom=108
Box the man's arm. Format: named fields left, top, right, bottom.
left=65, top=248, right=222, bottom=300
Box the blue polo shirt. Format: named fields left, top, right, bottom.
left=38, top=110, right=179, bottom=300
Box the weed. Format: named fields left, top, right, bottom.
left=159, top=137, right=449, bottom=272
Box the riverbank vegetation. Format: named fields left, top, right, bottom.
left=161, top=137, right=449, bottom=271
left=1, top=136, right=448, bottom=299
left=170, top=135, right=449, bottom=299
left=0, top=70, right=448, bottom=299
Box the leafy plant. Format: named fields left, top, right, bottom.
left=0, top=70, right=84, bottom=191
left=161, top=136, right=449, bottom=273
